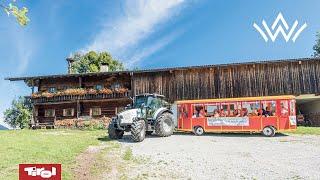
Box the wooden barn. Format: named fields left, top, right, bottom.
left=6, top=57, right=320, bottom=127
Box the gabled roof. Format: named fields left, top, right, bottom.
left=5, top=57, right=320, bottom=82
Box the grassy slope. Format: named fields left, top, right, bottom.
left=0, top=129, right=106, bottom=180
left=287, top=126, right=320, bottom=135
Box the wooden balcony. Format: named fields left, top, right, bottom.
left=31, top=91, right=131, bottom=104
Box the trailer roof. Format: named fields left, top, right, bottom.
left=176, top=95, right=296, bottom=104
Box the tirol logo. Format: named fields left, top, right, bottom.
left=19, top=164, right=61, bottom=180
left=253, top=12, right=307, bottom=42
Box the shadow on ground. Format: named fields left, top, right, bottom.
left=104, top=131, right=289, bottom=143
left=97, top=136, right=113, bottom=142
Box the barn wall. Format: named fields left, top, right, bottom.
left=132, top=60, right=320, bottom=102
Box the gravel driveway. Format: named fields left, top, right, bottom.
left=119, top=133, right=320, bottom=180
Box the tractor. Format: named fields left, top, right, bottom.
left=108, top=93, right=175, bottom=142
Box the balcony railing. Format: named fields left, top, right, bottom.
left=31, top=91, right=131, bottom=104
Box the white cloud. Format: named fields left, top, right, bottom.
left=125, top=29, right=184, bottom=67
left=83, top=0, right=187, bottom=65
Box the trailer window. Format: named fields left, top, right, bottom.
left=290, top=100, right=296, bottom=116
left=205, top=104, right=220, bottom=117
left=242, top=101, right=260, bottom=116
left=178, top=104, right=189, bottom=118
left=192, top=104, right=205, bottom=118
left=262, top=101, right=276, bottom=116
left=280, top=100, right=289, bottom=116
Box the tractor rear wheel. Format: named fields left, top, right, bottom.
left=155, top=113, right=174, bottom=137
left=108, top=123, right=124, bottom=139
left=130, top=119, right=146, bottom=142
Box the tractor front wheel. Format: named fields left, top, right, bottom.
left=155, top=113, right=174, bottom=137
left=108, top=123, right=124, bottom=139
left=130, top=119, right=146, bottom=142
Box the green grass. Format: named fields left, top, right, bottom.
left=0, top=129, right=106, bottom=180
left=287, top=126, right=320, bottom=135
left=123, top=148, right=133, bottom=161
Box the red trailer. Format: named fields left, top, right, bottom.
left=176, top=95, right=297, bottom=136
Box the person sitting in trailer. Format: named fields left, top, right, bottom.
left=199, top=108, right=206, bottom=117
left=251, top=109, right=259, bottom=116
left=220, top=109, right=227, bottom=117
left=242, top=108, right=248, bottom=117
left=213, top=110, right=220, bottom=117
left=265, top=107, right=272, bottom=116
left=234, top=109, right=241, bottom=117
left=229, top=110, right=235, bottom=117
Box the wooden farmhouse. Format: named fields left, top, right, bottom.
left=6, top=57, right=320, bottom=127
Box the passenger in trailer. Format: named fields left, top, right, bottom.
left=214, top=110, right=220, bottom=117
left=234, top=109, right=241, bottom=117
left=242, top=108, right=248, bottom=117
left=220, top=109, right=227, bottom=117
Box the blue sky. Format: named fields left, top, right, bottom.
left=0, top=0, right=320, bottom=122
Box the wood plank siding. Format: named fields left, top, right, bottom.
left=132, top=59, right=320, bottom=102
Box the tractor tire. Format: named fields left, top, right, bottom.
left=155, top=112, right=174, bottom=137
left=108, top=123, right=124, bottom=139
left=130, top=119, right=146, bottom=142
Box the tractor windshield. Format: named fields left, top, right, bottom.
left=133, top=96, right=147, bottom=108
left=133, top=95, right=167, bottom=109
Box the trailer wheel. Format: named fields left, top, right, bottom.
left=130, top=119, right=146, bottom=142
left=108, top=123, right=124, bottom=139
left=194, top=126, right=204, bottom=136
left=262, top=126, right=276, bottom=137
left=155, top=112, right=174, bottom=137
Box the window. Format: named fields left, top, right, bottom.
left=45, top=109, right=55, bottom=117
left=192, top=104, right=205, bottom=118
left=111, top=82, right=121, bottom=90
left=95, top=84, right=103, bottom=90
left=63, top=108, right=74, bottom=117
left=90, top=107, right=101, bottom=116
left=178, top=104, right=189, bottom=118
left=147, top=96, right=162, bottom=110
left=280, top=100, right=289, bottom=116
left=206, top=104, right=220, bottom=117
left=242, top=101, right=260, bottom=116
left=262, top=101, right=276, bottom=116
left=290, top=100, right=296, bottom=116
left=48, top=87, right=56, bottom=93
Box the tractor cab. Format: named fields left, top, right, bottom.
left=132, top=94, right=170, bottom=118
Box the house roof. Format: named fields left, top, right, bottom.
left=5, top=57, right=320, bottom=82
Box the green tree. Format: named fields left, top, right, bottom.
left=70, top=51, right=125, bottom=73
left=313, top=32, right=320, bottom=57
left=4, top=96, right=32, bottom=129
left=1, top=0, right=29, bottom=26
